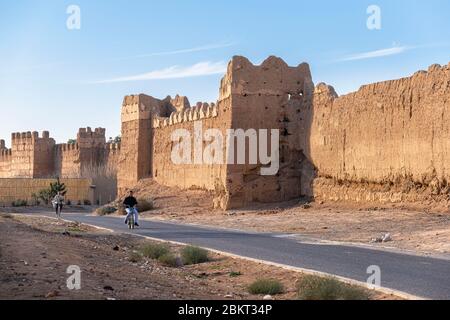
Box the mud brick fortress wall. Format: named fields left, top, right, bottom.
left=0, top=131, right=56, bottom=178
left=118, top=56, right=450, bottom=208
left=2, top=55, right=449, bottom=208
left=54, top=127, right=120, bottom=178
left=118, top=56, right=314, bottom=209
left=151, top=101, right=228, bottom=193
left=0, top=178, right=95, bottom=206
left=0, top=128, right=119, bottom=179
left=307, top=63, right=450, bottom=203
left=0, top=128, right=120, bottom=205
left=117, top=93, right=229, bottom=195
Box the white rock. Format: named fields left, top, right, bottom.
left=382, top=233, right=392, bottom=242
left=263, top=295, right=273, bottom=300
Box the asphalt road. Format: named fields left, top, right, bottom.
left=25, top=211, right=450, bottom=299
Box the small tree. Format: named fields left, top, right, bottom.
left=50, top=178, right=67, bottom=198
left=67, top=139, right=77, bottom=144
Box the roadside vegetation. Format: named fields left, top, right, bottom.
left=140, top=243, right=170, bottom=259
left=181, top=246, right=210, bottom=265
left=12, top=200, right=27, bottom=207
left=96, top=206, right=117, bottom=216
left=132, top=243, right=210, bottom=268
left=158, top=253, right=180, bottom=267
left=248, top=279, right=284, bottom=295
left=296, top=275, right=370, bottom=300
left=128, top=251, right=143, bottom=263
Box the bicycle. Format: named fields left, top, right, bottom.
left=128, top=211, right=135, bottom=230
left=125, top=206, right=136, bottom=230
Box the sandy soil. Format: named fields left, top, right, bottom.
left=0, top=213, right=392, bottom=300
left=125, top=179, right=450, bottom=257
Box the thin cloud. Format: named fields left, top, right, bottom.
left=110, top=42, right=236, bottom=62
left=0, top=61, right=65, bottom=75
left=338, top=45, right=411, bottom=62
left=94, top=61, right=227, bottom=84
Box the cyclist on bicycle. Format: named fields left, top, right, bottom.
left=123, top=190, right=139, bottom=227
left=52, top=192, right=64, bottom=217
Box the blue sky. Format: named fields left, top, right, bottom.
left=0, top=0, right=449, bottom=146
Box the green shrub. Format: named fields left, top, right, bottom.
left=181, top=246, right=209, bottom=265
left=83, top=199, right=92, bottom=206
left=66, top=222, right=84, bottom=233
left=50, top=178, right=67, bottom=198
left=229, top=271, right=242, bottom=277
left=297, top=275, right=370, bottom=300
left=137, top=199, right=154, bottom=212
left=158, top=253, right=180, bottom=267
left=128, top=251, right=143, bottom=263
left=12, top=199, right=27, bottom=207
left=96, top=206, right=117, bottom=216
left=35, top=189, right=52, bottom=205
left=140, top=243, right=170, bottom=259
left=248, top=279, right=284, bottom=295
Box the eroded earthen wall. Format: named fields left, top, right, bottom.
left=307, top=63, right=450, bottom=203
left=10, top=131, right=55, bottom=178
left=1, top=128, right=119, bottom=205
left=223, top=56, right=314, bottom=208
left=54, top=143, right=82, bottom=178
left=0, top=148, right=12, bottom=179
left=151, top=101, right=229, bottom=199
left=0, top=178, right=94, bottom=206
left=124, top=56, right=314, bottom=209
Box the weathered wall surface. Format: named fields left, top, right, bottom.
left=0, top=178, right=94, bottom=206
left=0, top=140, right=11, bottom=178
left=223, top=56, right=314, bottom=208
left=55, top=143, right=81, bottom=178
left=118, top=95, right=159, bottom=195
left=118, top=94, right=192, bottom=194
left=7, top=131, right=56, bottom=178
left=105, top=143, right=120, bottom=175
left=151, top=101, right=229, bottom=195
left=119, top=56, right=314, bottom=209
left=5, top=56, right=450, bottom=208
left=1, top=128, right=119, bottom=179
left=306, top=63, right=450, bottom=203
left=0, top=128, right=120, bottom=204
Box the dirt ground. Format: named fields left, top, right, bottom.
left=126, top=179, right=450, bottom=257
left=0, top=213, right=394, bottom=300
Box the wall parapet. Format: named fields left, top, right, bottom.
left=11, top=131, right=51, bottom=143
left=55, top=143, right=80, bottom=152
left=0, top=149, right=12, bottom=157
left=152, top=103, right=218, bottom=129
